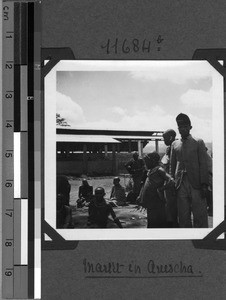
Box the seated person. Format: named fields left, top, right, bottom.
left=57, top=193, right=74, bottom=228
left=77, top=179, right=93, bottom=208
left=87, top=187, right=123, bottom=228
left=57, top=175, right=71, bottom=206
left=110, top=177, right=127, bottom=206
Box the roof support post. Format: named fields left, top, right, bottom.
left=128, top=140, right=132, bottom=153
left=112, top=144, right=116, bottom=175
left=138, top=140, right=143, bottom=157
left=155, top=140, right=159, bottom=153
left=104, top=144, right=108, bottom=158
left=83, top=144, right=88, bottom=174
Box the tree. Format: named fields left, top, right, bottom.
left=56, top=113, right=70, bottom=127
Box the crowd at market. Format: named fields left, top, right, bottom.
left=57, top=113, right=212, bottom=229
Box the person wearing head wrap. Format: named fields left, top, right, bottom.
left=124, top=151, right=145, bottom=202
left=139, top=151, right=175, bottom=228
left=110, top=177, right=127, bottom=206
left=170, top=113, right=209, bottom=228
left=77, top=179, right=93, bottom=208
left=161, top=129, right=178, bottom=228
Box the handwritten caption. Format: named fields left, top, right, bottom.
left=83, top=258, right=202, bottom=278
left=101, top=36, right=164, bottom=55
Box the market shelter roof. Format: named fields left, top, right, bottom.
left=57, top=134, right=121, bottom=144
left=56, top=128, right=164, bottom=143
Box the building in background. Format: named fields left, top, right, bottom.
left=57, top=128, right=163, bottom=176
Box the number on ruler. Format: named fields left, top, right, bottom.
left=5, top=211, right=13, bottom=217
left=5, top=241, right=13, bottom=247
left=5, top=271, right=12, bottom=277
left=5, top=151, right=13, bottom=158
left=6, top=122, right=13, bottom=128
left=5, top=63, right=13, bottom=69
left=5, top=92, right=13, bottom=99
left=5, top=182, right=12, bottom=188
left=3, top=6, right=9, bottom=21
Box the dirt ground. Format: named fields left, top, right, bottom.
left=68, top=177, right=213, bottom=229
left=72, top=204, right=147, bottom=228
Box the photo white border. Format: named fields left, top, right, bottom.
left=44, top=60, right=224, bottom=240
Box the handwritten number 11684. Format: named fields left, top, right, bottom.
left=101, top=38, right=152, bottom=54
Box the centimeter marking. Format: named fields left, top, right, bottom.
left=3, top=1, right=42, bottom=299
left=2, top=2, right=15, bottom=298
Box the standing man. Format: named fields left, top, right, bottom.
left=125, top=151, right=145, bottom=202
left=170, top=113, right=209, bottom=228
left=161, top=129, right=178, bottom=228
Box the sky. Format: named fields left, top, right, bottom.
left=55, top=61, right=217, bottom=143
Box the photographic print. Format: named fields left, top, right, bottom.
left=44, top=60, right=224, bottom=240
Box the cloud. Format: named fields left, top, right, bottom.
left=180, top=87, right=212, bottom=108
left=55, top=92, right=212, bottom=142
left=130, top=61, right=213, bottom=85
left=73, top=104, right=212, bottom=142
left=183, top=114, right=212, bottom=143
left=56, top=91, right=86, bottom=126
left=110, top=106, right=127, bottom=116
left=81, top=105, right=175, bottom=132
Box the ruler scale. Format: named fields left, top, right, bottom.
left=2, top=1, right=42, bottom=298
left=14, top=1, right=29, bottom=298
left=2, top=2, right=15, bottom=298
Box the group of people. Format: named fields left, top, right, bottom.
left=127, top=113, right=212, bottom=228
left=77, top=177, right=126, bottom=228
left=56, top=177, right=125, bottom=228
left=57, top=112, right=212, bottom=229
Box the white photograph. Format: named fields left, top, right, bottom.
left=44, top=60, right=224, bottom=240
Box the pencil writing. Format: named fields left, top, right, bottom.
left=101, top=36, right=164, bottom=54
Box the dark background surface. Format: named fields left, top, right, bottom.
left=42, top=0, right=226, bottom=60
left=42, top=1, right=226, bottom=299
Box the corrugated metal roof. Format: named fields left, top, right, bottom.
left=57, top=134, right=121, bottom=144
left=113, top=136, right=163, bottom=140
left=56, top=127, right=164, bottom=137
